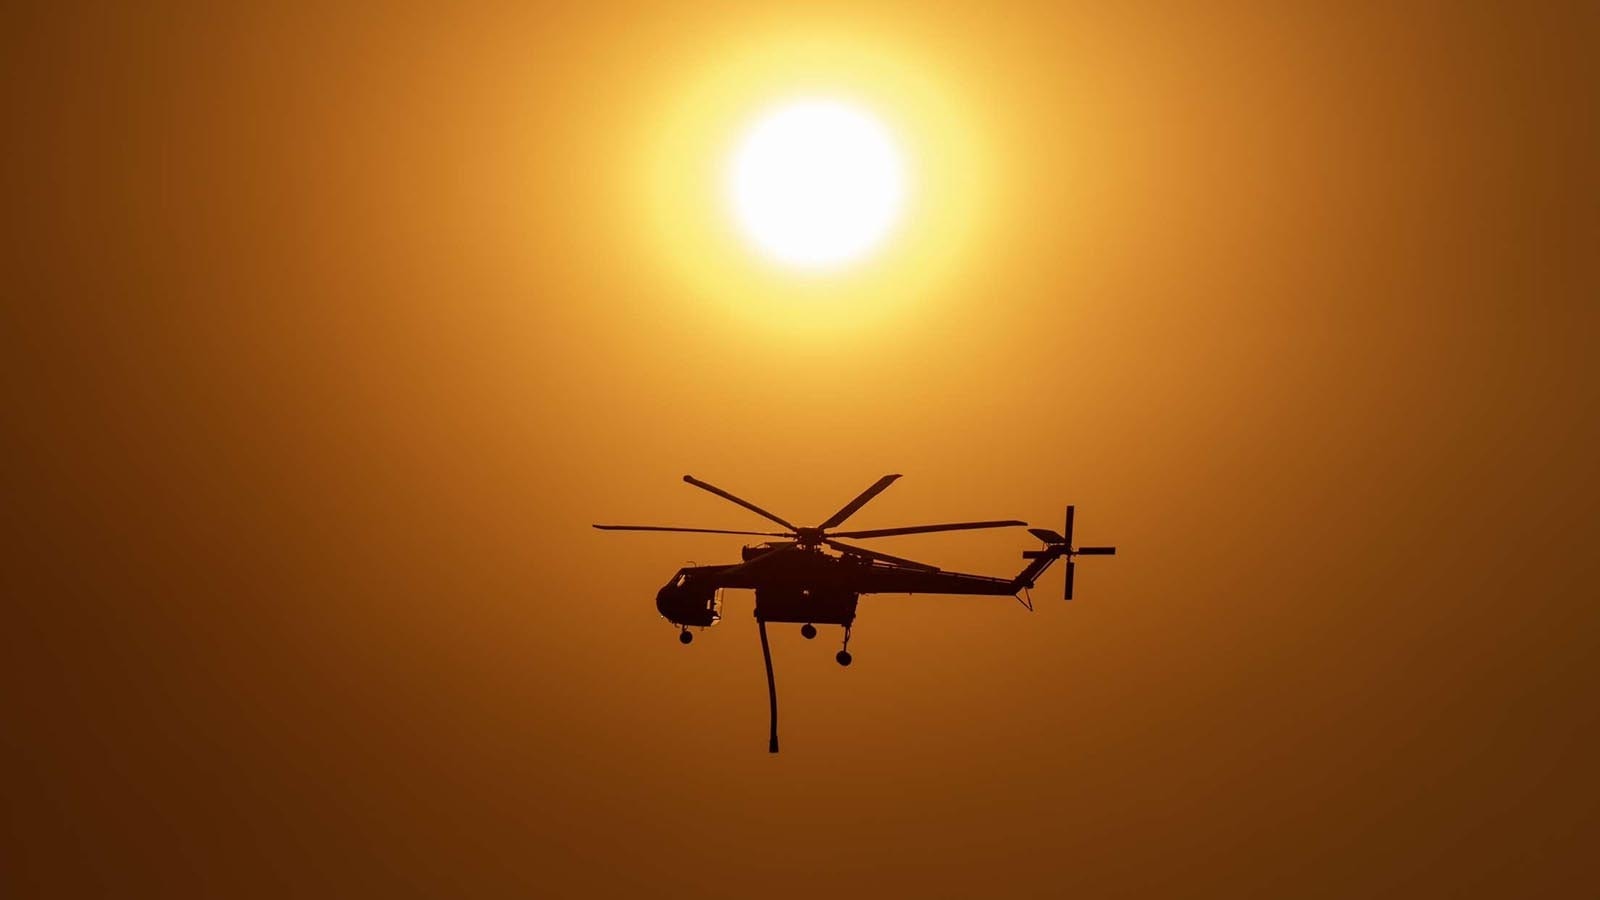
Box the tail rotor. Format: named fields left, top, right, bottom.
left=1028, top=505, right=1117, bottom=600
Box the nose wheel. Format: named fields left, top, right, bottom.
left=679, top=628, right=693, bottom=645
left=800, top=623, right=817, bottom=640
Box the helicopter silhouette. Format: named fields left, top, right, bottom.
left=594, top=474, right=1116, bottom=752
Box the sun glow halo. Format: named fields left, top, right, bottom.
left=631, top=30, right=994, bottom=329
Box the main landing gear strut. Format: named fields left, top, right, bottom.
left=800, top=623, right=851, bottom=664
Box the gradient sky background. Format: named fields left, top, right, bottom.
left=6, top=2, right=1598, bottom=895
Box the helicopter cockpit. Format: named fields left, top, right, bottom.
left=655, top=570, right=719, bottom=641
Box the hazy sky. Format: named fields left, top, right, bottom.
left=6, top=2, right=1597, bottom=895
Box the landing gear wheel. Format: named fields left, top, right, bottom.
left=679, top=629, right=693, bottom=645
left=800, top=623, right=817, bottom=640
left=836, top=650, right=853, bottom=667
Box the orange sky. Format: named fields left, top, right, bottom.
left=6, top=2, right=1598, bottom=895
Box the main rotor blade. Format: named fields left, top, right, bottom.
left=829, top=520, right=1027, bottom=539
left=683, top=475, right=797, bottom=531
left=817, top=474, right=901, bottom=530
left=823, top=539, right=938, bottom=571
left=593, top=524, right=789, bottom=536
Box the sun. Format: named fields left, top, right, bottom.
left=630, top=28, right=994, bottom=330
left=725, top=99, right=908, bottom=271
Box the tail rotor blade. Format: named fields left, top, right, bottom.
left=1064, top=505, right=1075, bottom=550
left=1075, top=546, right=1117, bottom=555
left=1064, top=560, right=1076, bottom=600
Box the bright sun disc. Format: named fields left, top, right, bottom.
left=726, top=99, right=907, bottom=271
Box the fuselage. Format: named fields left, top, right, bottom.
left=654, top=543, right=1020, bottom=631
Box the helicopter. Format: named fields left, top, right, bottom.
left=593, top=474, right=1117, bottom=752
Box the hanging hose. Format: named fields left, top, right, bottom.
left=756, top=616, right=779, bottom=753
